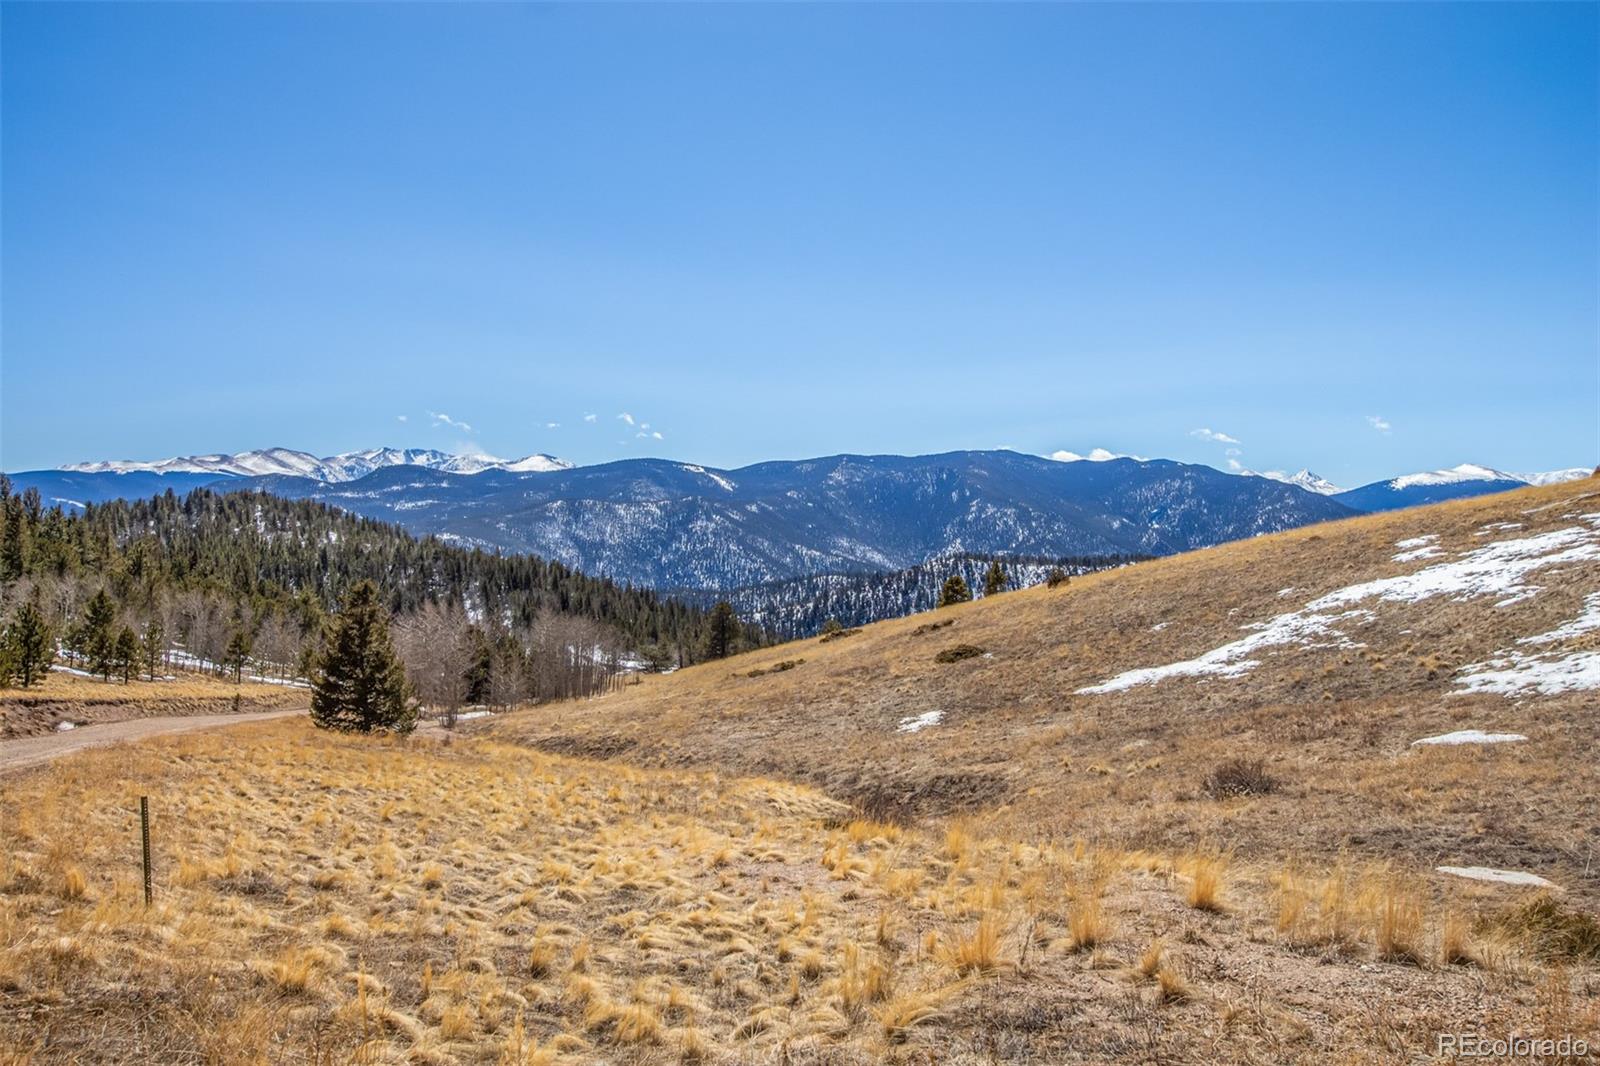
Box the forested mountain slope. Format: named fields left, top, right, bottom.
left=0, top=480, right=725, bottom=671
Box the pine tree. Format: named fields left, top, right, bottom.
left=982, top=561, right=1008, bottom=597
left=310, top=581, right=415, bottom=734
left=1045, top=568, right=1070, bottom=589
left=4, top=599, right=55, bottom=688
left=141, top=619, right=166, bottom=681
left=702, top=601, right=739, bottom=661
left=113, top=625, right=140, bottom=684
left=223, top=628, right=253, bottom=683
left=938, top=575, right=972, bottom=607
left=80, top=589, right=117, bottom=678
left=0, top=490, right=24, bottom=581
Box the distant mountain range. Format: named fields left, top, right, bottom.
left=58, top=446, right=571, bottom=482
left=6, top=447, right=1590, bottom=592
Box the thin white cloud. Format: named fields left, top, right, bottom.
left=1227, top=458, right=1244, bottom=472
left=396, top=414, right=408, bottom=423
left=545, top=422, right=560, bottom=429
left=618, top=412, right=635, bottom=426
left=428, top=410, right=473, bottom=433
left=1190, top=428, right=1241, bottom=445
left=651, top=431, right=663, bottom=440
left=584, top=413, right=597, bottom=423
left=1368, top=415, right=1392, bottom=433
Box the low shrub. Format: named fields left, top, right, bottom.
left=1202, top=757, right=1278, bottom=799
left=933, top=645, right=985, bottom=664
left=746, top=659, right=803, bottom=678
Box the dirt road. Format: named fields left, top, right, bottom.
left=0, top=709, right=306, bottom=774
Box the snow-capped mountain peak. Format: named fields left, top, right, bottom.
left=1513, top=467, right=1594, bottom=487
left=1255, top=469, right=1344, bottom=495
left=503, top=454, right=574, bottom=473
left=60, top=447, right=572, bottom=483
left=1389, top=463, right=1520, bottom=490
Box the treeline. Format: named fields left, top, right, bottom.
left=0, top=479, right=754, bottom=693
left=689, top=551, right=1149, bottom=640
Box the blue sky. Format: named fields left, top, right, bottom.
left=3, top=2, right=1595, bottom=486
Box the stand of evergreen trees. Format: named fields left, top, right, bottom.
left=687, top=551, right=1148, bottom=640
left=0, top=478, right=747, bottom=694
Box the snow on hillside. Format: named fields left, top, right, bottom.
left=61, top=447, right=574, bottom=483
left=1456, top=587, right=1600, bottom=697
left=1077, top=519, right=1600, bottom=696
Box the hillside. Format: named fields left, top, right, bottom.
left=493, top=477, right=1600, bottom=907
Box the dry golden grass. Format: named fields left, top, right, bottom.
left=3, top=718, right=1588, bottom=1063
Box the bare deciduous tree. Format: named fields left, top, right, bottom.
left=392, top=601, right=475, bottom=726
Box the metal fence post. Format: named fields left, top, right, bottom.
left=140, top=796, right=152, bottom=907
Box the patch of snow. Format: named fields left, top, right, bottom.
left=1519, top=591, right=1600, bottom=646
left=1411, top=730, right=1526, bottom=746
left=1149, top=622, right=1170, bottom=632
left=55, top=721, right=77, bottom=731
left=1474, top=522, right=1524, bottom=536
left=1455, top=652, right=1600, bottom=698
left=1454, top=590, right=1600, bottom=698
left=453, top=710, right=494, bottom=721
left=896, top=710, right=944, bottom=734
left=1276, top=587, right=1298, bottom=597
left=1079, top=526, right=1600, bottom=695
left=1436, top=866, right=1556, bottom=888
left=1077, top=607, right=1374, bottom=693
left=1394, top=534, right=1438, bottom=549
left=50, top=664, right=97, bottom=678
left=680, top=464, right=736, bottom=492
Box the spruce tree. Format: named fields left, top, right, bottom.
left=141, top=619, right=166, bottom=681
left=113, top=626, right=140, bottom=684
left=5, top=599, right=55, bottom=688
left=702, top=601, right=739, bottom=661
left=0, top=491, right=24, bottom=581
left=310, top=581, right=415, bottom=734
left=223, top=628, right=253, bottom=683
left=80, top=589, right=117, bottom=678
left=982, top=561, right=1008, bottom=597
left=938, top=575, right=972, bottom=607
